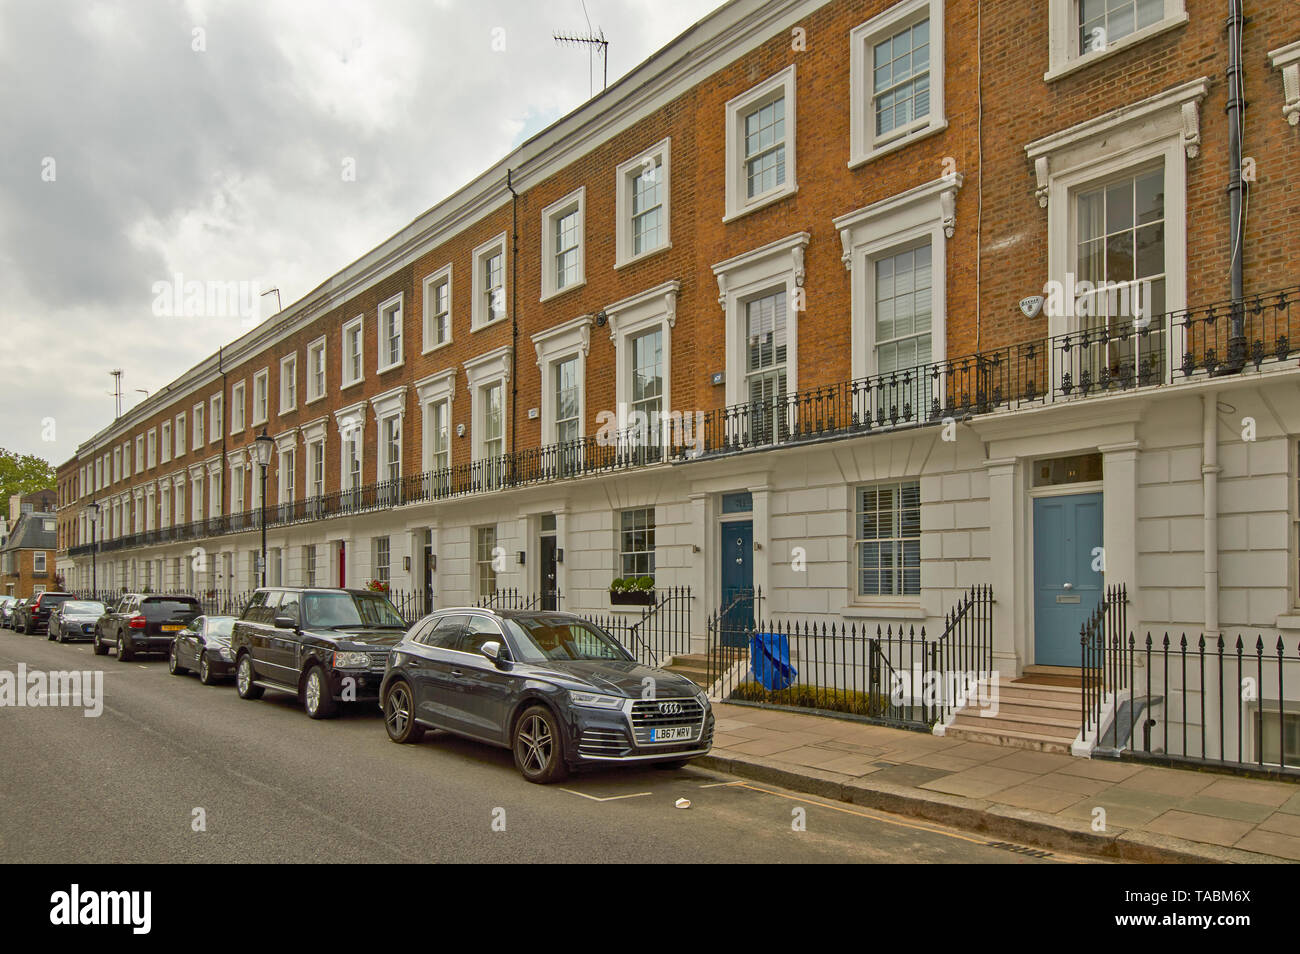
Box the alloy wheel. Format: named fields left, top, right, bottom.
left=305, top=671, right=321, bottom=715
left=517, top=714, right=553, bottom=775
left=386, top=686, right=410, bottom=736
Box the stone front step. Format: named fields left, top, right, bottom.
left=943, top=676, right=1082, bottom=753
left=663, top=653, right=714, bottom=687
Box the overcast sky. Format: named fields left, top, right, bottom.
left=0, top=0, right=721, bottom=467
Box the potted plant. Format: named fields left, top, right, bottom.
left=365, top=579, right=390, bottom=594
left=609, top=575, right=655, bottom=606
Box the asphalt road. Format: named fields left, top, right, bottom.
left=0, top=627, right=1097, bottom=863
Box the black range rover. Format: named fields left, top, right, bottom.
left=229, top=587, right=409, bottom=719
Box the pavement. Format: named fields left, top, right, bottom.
left=0, top=629, right=1090, bottom=864
left=697, top=702, right=1300, bottom=864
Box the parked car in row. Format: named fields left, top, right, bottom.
left=168, top=615, right=237, bottom=684
left=93, top=593, right=203, bottom=660
left=0, top=596, right=17, bottom=628
left=16, top=591, right=73, bottom=635
left=47, top=600, right=108, bottom=643
left=230, top=587, right=409, bottom=718
left=4, top=598, right=27, bottom=629
left=380, top=608, right=714, bottom=783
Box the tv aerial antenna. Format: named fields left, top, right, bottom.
left=554, top=1, right=608, bottom=99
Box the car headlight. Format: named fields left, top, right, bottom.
left=569, top=691, right=626, bottom=709
left=217, top=647, right=234, bottom=661
left=693, top=685, right=710, bottom=705
left=332, top=651, right=370, bottom=669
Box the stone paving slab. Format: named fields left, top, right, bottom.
left=702, top=702, right=1300, bottom=862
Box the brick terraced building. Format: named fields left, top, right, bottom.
left=55, top=0, right=1300, bottom=759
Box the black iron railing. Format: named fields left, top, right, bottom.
left=1081, top=584, right=1131, bottom=747
left=587, top=586, right=692, bottom=668
left=704, top=586, right=993, bottom=729
left=64, top=286, right=1298, bottom=559
left=1086, top=625, right=1300, bottom=779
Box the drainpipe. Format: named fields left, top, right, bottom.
left=1224, top=0, right=1247, bottom=371
left=507, top=169, right=519, bottom=457
left=1202, top=393, right=1221, bottom=637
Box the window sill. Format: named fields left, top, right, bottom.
left=849, top=119, right=948, bottom=169
left=279, top=405, right=296, bottom=416
left=304, top=394, right=326, bottom=407
left=229, top=427, right=245, bottom=438
left=339, top=379, right=363, bottom=392
left=1044, top=14, right=1189, bottom=83
left=840, top=602, right=924, bottom=621
left=1277, top=615, right=1300, bottom=632
left=421, top=340, right=453, bottom=356
left=471, top=316, right=508, bottom=334
left=376, top=361, right=404, bottom=375
left=614, top=243, right=672, bottom=271
left=722, top=183, right=798, bottom=224
left=540, top=280, right=586, bottom=304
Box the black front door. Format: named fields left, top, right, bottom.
left=540, top=535, right=558, bottom=610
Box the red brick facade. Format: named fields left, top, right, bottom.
left=56, top=0, right=1300, bottom=556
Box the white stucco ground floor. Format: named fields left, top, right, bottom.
left=67, top=366, right=1300, bottom=682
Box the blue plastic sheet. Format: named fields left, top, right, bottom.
left=750, top=632, right=798, bottom=691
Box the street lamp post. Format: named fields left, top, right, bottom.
left=252, top=429, right=274, bottom=587
left=88, top=501, right=100, bottom=597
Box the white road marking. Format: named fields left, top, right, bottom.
left=557, top=788, right=652, bottom=802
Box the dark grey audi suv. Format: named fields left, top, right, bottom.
left=379, top=608, right=713, bottom=783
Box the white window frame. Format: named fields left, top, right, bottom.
left=540, top=187, right=586, bottom=301
left=463, top=347, right=511, bottom=463
left=135, top=436, right=145, bottom=474
left=306, top=336, right=327, bottom=403
left=231, top=381, right=246, bottom=434
left=849, top=0, right=947, bottom=167
left=252, top=368, right=269, bottom=426
left=471, top=233, right=509, bottom=331
left=377, top=293, right=405, bottom=372
left=1046, top=0, right=1188, bottom=82
left=335, top=401, right=367, bottom=492
left=280, top=353, right=298, bottom=413
left=615, top=138, right=672, bottom=268
left=342, top=316, right=365, bottom=388
left=192, top=403, right=204, bottom=450
left=834, top=178, right=958, bottom=381
left=370, top=385, right=407, bottom=485
left=852, top=480, right=922, bottom=604
left=147, top=429, right=157, bottom=468
left=531, top=316, right=592, bottom=445
left=34, top=551, right=47, bottom=574
left=422, top=265, right=453, bottom=353
left=724, top=65, right=797, bottom=222
left=112, top=447, right=120, bottom=484
left=229, top=454, right=246, bottom=515
left=174, top=413, right=186, bottom=458
left=210, top=393, right=223, bottom=440
left=416, top=370, right=456, bottom=474
left=1027, top=78, right=1205, bottom=375
left=713, top=235, right=808, bottom=408
left=606, top=281, right=678, bottom=441
left=207, top=460, right=222, bottom=518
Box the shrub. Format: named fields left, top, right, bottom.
left=727, top=680, right=883, bottom=717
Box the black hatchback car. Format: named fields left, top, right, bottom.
left=229, top=587, right=410, bottom=719
left=380, top=608, right=713, bottom=783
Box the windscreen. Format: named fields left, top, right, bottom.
left=301, top=592, right=406, bottom=628
left=504, top=616, right=632, bottom=663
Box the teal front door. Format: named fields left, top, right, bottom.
left=1033, top=493, right=1103, bottom=666
left=719, top=521, right=754, bottom=648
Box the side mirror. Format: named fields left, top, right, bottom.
left=479, top=640, right=507, bottom=667
left=273, top=615, right=297, bottom=630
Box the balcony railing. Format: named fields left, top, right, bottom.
left=65, top=285, right=1297, bottom=559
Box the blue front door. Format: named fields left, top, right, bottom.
left=720, top=521, right=754, bottom=647
left=1033, top=493, right=1103, bottom=667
